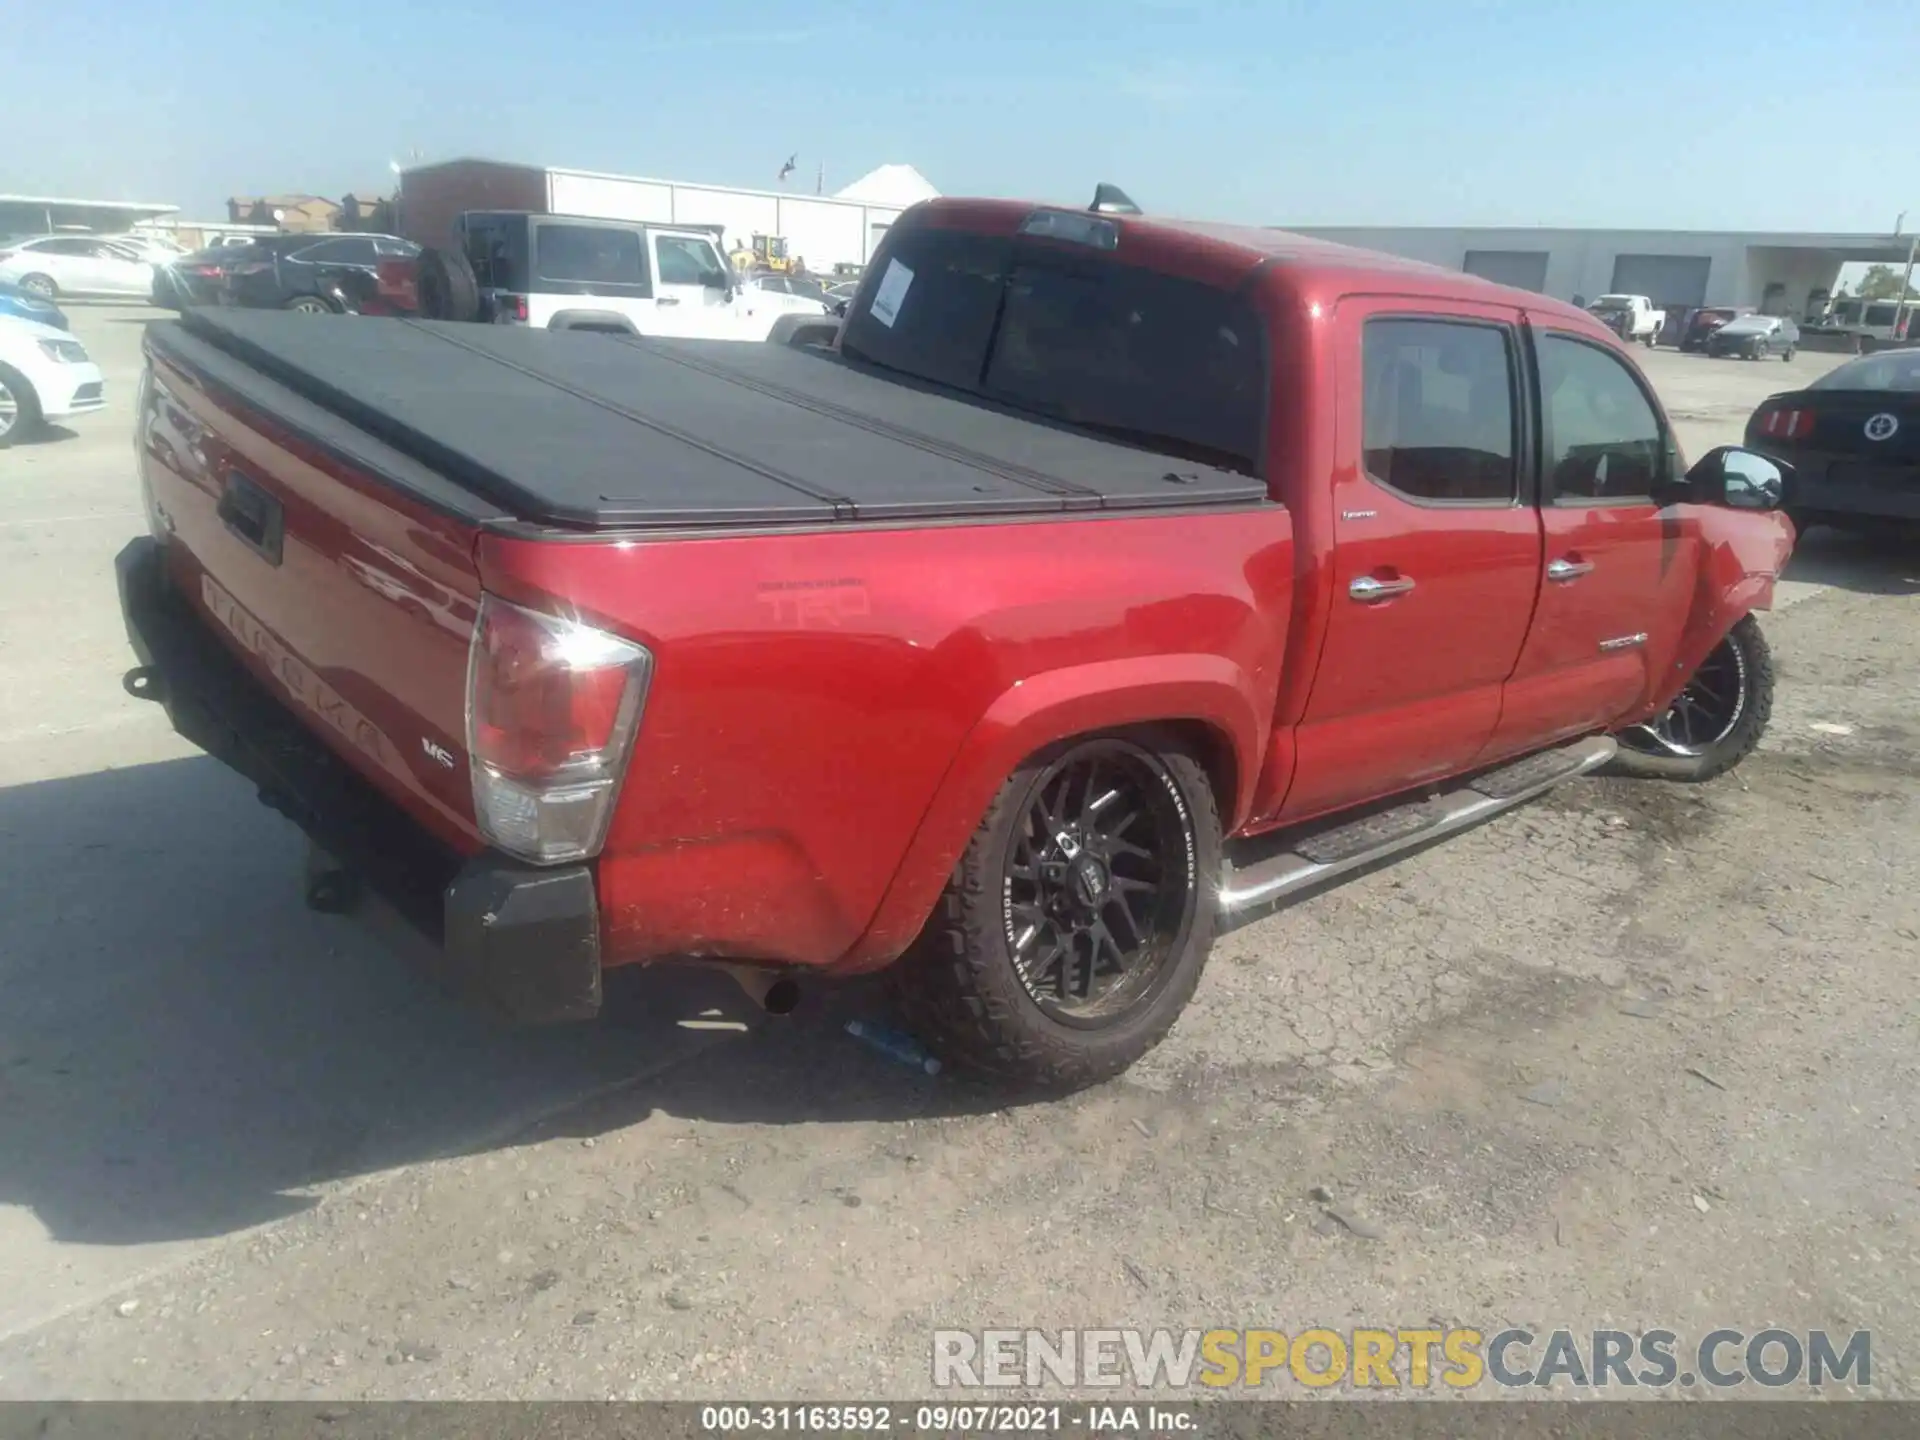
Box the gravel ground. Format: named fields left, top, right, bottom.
left=1, top=312, right=1915, bottom=1402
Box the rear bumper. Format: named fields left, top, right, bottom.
left=1770, top=452, right=1920, bottom=523
left=115, top=536, right=602, bottom=1023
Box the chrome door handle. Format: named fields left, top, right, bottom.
left=1349, top=575, right=1415, bottom=602
left=1547, top=558, right=1595, bottom=582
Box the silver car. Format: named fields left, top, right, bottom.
left=1705, top=313, right=1800, bottom=361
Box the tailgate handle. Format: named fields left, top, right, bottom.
left=218, top=470, right=284, bottom=566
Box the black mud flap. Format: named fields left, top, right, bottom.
left=445, top=858, right=602, bottom=1024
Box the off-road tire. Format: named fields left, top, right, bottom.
left=415, top=245, right=480, bottom=323
left=0, top=362, right=44, bottom=449
left=1608, top=614, right=1773, bottom=782
left=889, top=728, right=1221, bottom=1091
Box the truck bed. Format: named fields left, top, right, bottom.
left=168, top=310, right=1270, bottom=530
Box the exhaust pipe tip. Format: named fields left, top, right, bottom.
left=763, top=977, right=802, bottom=1016
left=718, top=964, right=803, bottom=1016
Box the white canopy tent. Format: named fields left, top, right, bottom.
left=833, top=164, right=939, bottom=209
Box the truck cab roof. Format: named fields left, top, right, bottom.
left=901, top=197, right=1603, bottom=331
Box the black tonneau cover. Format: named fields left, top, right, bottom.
left=171, top=310, right=1269, bottom=530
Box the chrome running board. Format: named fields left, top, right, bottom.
left=1217, top=735, right=1618, bottom=919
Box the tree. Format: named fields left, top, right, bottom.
left=1853, top=264, right=1919, bottom=302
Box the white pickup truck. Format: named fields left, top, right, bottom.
left=1587, top=294, right=1667, bottom=347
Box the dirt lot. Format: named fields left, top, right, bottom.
left=1, top=312, right=1916, bottom=1401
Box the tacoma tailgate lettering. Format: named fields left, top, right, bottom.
left=201, top=574, right=391, bottom=769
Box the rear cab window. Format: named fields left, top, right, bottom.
left=839, top=222, right=1266, bottom=476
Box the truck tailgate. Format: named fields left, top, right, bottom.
left=141, top=321, right=496, bottom=852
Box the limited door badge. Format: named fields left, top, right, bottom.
left=421, top=737, right=456, bottom=769
left=1598, top=633, right=1649, bottom=652
left=1341, top=509, right=1378, bottom=521
left=1864, top=413, right=1899, bottom=442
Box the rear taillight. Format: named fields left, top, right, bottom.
left=494, top=293, right=530, bottom=324
left=1759, top=407, right=1816, bottom=441
left=465, top=595, right=653, bottom=865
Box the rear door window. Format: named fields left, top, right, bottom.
left=1361, top=319, right=1517, bottom=503
left=535, top=224, right=650, bottom=291
left=293, top=237, right=377, bottom=265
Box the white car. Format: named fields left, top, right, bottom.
left=0, top=315, right=106, bottom=447
left=112, top=233, right=188, bottom=264
left=0, top=234, right=157, bottom=300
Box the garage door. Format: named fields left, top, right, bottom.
left=1463, top=249, right=1550, bottom=293
left=1609, top=255, right=1711, bottom=310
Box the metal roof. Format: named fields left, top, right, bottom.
left=0, top=194, right=178, bottom=214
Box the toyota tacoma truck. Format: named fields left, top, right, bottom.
left=117, top=196, right=1795, bottom=1089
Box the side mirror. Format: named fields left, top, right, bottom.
left=1682, top=445, right=1789, bottom=510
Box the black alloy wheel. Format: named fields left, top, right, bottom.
left=1630, top=635, right=1747, bottom=757
left=1003, top=741, right=1197, bottom=1025
left=892, top=728, right=1221, bottom=1089
left=1610, top=615, right=1772, bottom=783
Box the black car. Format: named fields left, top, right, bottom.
left=152, top=243, right=256, bottom=308
left=1705, top=313, right=1800, bottom=360
left=1680, top=305, right=1755, bottom=353
left=755, top=273, right=845, bottom=313
left=221, top=233, right=420, bottom=313
left=1745, top=348, right=1920, bottom=534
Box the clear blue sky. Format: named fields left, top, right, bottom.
left=10, top=0, right=1916, bottom=233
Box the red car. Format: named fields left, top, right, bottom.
left=117, top=194, right=1794, bottom=1088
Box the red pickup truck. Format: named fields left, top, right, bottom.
left=118, top=196, right=1795, bottom=1089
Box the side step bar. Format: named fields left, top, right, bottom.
left=1217, top=734, right=1617, bottom=918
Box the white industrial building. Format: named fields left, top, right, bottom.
left=397, top=158, right=939, bottom=272
left=1281, top=225, right=1915, bottom=325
